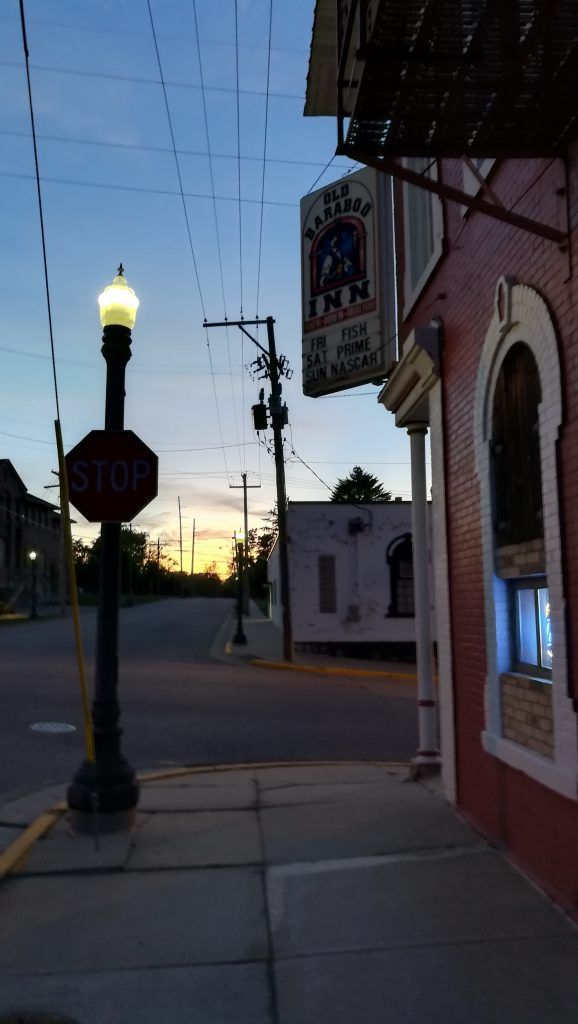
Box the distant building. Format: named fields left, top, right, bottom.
left=0, top=460, right=62, bottom=605
left=268, top=500, right=434, bottom=661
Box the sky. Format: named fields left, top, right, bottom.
left=0, top=0, right=427, bottom=574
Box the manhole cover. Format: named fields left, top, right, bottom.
left=30, top=722, right=76, bottom=735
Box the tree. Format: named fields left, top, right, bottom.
left=330, top=466, right=391, bottom=503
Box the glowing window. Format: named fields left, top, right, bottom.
left=513, top=580, right=552, bottom=678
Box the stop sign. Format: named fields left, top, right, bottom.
left=65, top=430, right=158, bottom=523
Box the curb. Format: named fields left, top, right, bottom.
left=0, top=802, right=66, bottom=881
left=0, top=760, right=410, bottom=882
left=247, top=657, right=418, bottom=681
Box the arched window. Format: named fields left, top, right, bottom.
left=491, top=342, right=543, bottom=551
left=474, top=282, right=576, bottom=795
left=387, top=533, right=414, bottom=617
left=491, top=343, right=550, bottom=678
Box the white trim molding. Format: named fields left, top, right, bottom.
left=474, top=279, right=578, bottom=800
left=430, top=382, right=457, bottom=801
left=402, top=158, right=444, bottom=319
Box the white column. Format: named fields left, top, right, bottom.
left=408, top=423, right=440, bottom=769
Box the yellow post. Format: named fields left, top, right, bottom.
left=54, top=419, right=95, bottom=763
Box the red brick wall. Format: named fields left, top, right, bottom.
left=397, top=148, right=578, bottom=911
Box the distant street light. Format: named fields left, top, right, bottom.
left=233, top=529, right=247, bottom=645
left=68, top=266, right=140, bottom=825
left=28, top=550, right=38, bottom=620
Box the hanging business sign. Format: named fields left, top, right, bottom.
left=300, top=167, right=393, bottom=397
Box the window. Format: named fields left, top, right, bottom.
left=318, top=554, right=336, bottom=613
left=387, top=533, right=415, bottom=617
left=402, top=157, right=444, bottom=316
left=491, top=343, right=543, bottom=550
left=513, top=579, right=552, bottom=678
left=491, top=342, right=549, bottom=677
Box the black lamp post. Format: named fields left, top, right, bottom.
left=68, top=266, right=140, bottom=824
left=233, top=530, right=247, bottom=645
left=28, top=550, right=38, bottom=619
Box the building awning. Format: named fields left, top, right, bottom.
left=306, top=0, right=578, bottom=159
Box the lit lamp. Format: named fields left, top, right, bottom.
left=98, top=266, right=139, bottom=329
left=233, top=529, right=247, bottom=645
left=68, top=265, right=140, bottom=826
left=28, top=550, right=38, bottom=620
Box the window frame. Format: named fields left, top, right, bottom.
left=386, top=532, right=415, bottom=618
left=401, top=157, right=445, bottom=319
left=511, top=577, right=552, bottom=681
left=318, top=554, right=337, bottom=614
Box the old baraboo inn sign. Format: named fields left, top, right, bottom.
left=301, top=167, right=394, bottom=397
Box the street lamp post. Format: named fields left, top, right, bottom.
left=28, top=550, right=38, bottom=619
left=233, top=529, right=247, bottom=645
left=68, top=266, right=141, bottom=824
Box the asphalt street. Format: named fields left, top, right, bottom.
left=0, top=598, right=417, bottom=806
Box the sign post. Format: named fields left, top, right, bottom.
left=66, top=268, right=156, bottom=829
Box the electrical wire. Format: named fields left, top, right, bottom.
left=0, top=169, right=299, bottom=206
left=146, top=0, right=233, bottom=482
left=5, top=15, right=301, bottom=58
left=1, top=128, right=352, bottom=171
left=205, top=329, right=231, bottom=481
left=146, top=0, right=206, bottom=320
left=192, top=0, right=242, bottom=475
left=234, top=0, right=243, bottom=318
left=14, top=16, right=307, bottom=53
left=18, top=1, right=60, bottom=422
left=288, top=445, right=332, bottom=492
left=307, top=155, right=336, bottom=195
left=255, top=0, right=273, bottom=321
left=0, top=58, right=303, bottom=100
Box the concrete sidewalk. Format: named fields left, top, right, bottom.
left=1, top=762, right=577, bottom=1023
left=225, top=603, right=418, bottom=682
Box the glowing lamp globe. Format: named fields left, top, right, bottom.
left=29, top=550, right=37, bottom=561
left=98, top=265, right=140, bottom=329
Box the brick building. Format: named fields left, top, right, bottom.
left=0, top=459, right=63, bottom=606
left=305, top=2, right=578, bottom=911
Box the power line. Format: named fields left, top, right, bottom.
left=146, top=0, right=205, bottom=321
left=0, top=58, right=303, bottom=100
left=234, top=0, right=243, bottom=318
left=307, top=155, right=336, bottom=195
left=5, top=18, right=308, bottom=54
left=18, top=0, right=60, bottom=422
left=205, top=330, right=231, bottom=481
left=1, top=129, right=352, bottom=171
left=288, top=443, right=332, bottom=492
left=192, top=0, right=242, bottom=476
left=0, top=342, right=248, bottom=376
left=145, top=0, right=231, bottom=484
left=255, top=0, right=273, bottom=321
left=0, top=169, right=299, bottom=207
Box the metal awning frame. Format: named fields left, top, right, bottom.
left=338, top=146, right=569, bottom=247
left=333, top=0, right=571, bottom=247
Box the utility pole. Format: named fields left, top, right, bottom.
left=204, top=315, right=293, bottom=660
left=156, top=537, right=161, bottom=596
left=191, top=518, right=196, bottom=577
left=177, top=496, right=184, bottom=596
left=229, top=472, right=261, bottom=615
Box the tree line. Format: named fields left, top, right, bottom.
left=71, top=467, right=390, bottom=604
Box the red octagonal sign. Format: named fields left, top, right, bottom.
left=65, top=430, right=158, bottom=523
